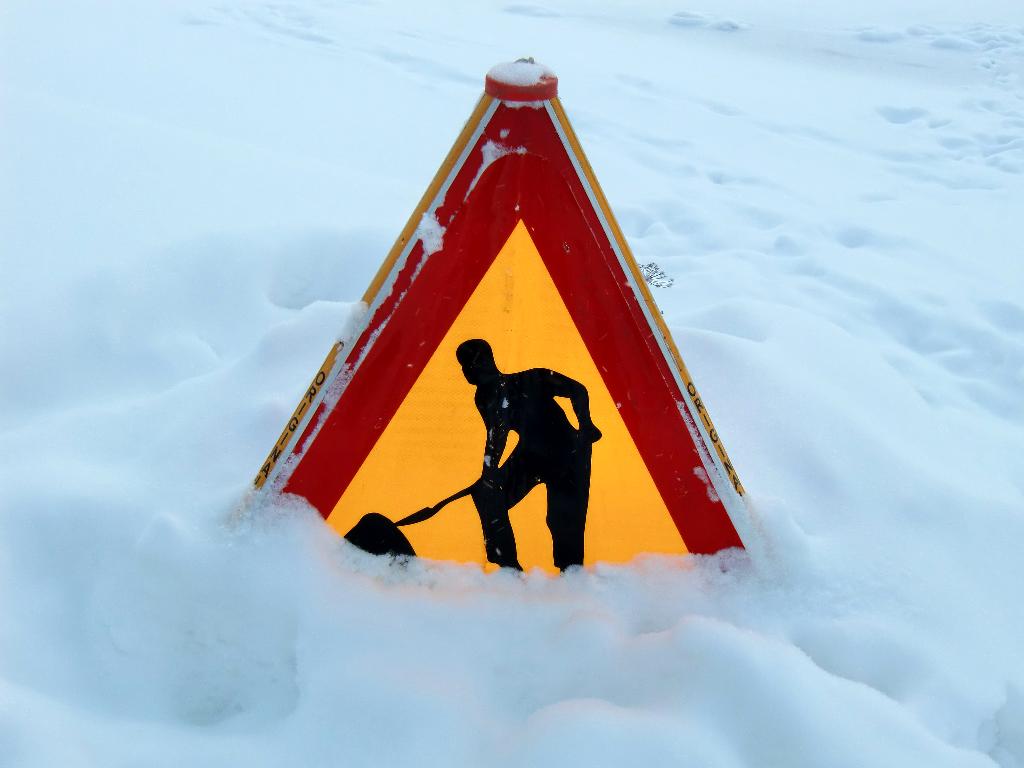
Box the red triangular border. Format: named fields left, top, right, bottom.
left=283, top=101, right=743, bottom=554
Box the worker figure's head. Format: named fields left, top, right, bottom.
left=456, top=339, right=500, bottom=385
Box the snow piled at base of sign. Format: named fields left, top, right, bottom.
left=2, top=0, right=1023, bottom=766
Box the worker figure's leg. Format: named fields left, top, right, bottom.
left=471, top=450, right=538, bottom=570
left=545, top=444, right=592, bottom=571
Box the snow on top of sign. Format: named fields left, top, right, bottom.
left=466, top=140, right=527, bottom=198
left=486, top=58, right=554, bottom=87
left=416, top=211, right=445, bottom=256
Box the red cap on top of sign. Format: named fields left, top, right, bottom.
left=484, top=58, right=559, bottom=101
left=252, top=61, right=751, bottom=573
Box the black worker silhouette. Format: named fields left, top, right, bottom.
left=456, top=339, right=602, bottom=572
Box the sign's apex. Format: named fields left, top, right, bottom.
left=485, top=58, right=558, bottom=102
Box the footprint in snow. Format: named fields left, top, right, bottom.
left=502, top=4, right=562, bottom=17
left=853, top=27, right=905, bottom=44
left=669, top=11, right=746, bottom=32
left=877, top=106, right=929, bottom=125
left=210, top=4, right=336, bottom=47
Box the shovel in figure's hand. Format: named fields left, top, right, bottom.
left=343, top=484, right=477, bottom=558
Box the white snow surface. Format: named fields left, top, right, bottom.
left=2, top=1, right=1023, bottom=766
left=416, top=212, right=446, bottom=257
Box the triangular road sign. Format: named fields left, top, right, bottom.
left=254, top=60, right=749, bottom=572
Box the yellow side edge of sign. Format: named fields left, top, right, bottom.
left=253, top=341, right=343, bottom=489
left=360, top=93, right=496, bottom=305
left=253, top=93, right=496, bottom=491
left=549, top=97, right=745, bottom=496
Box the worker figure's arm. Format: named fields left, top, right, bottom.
left=544, top=370, right=602, bottom=443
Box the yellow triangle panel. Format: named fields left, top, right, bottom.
left=327, top=222, right=687, bottom=571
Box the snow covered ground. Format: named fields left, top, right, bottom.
left=2, top=0, right=1023, bottom=765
